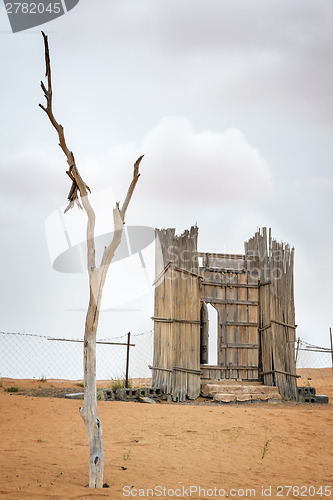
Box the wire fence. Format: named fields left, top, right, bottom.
left=0, top=331, right=332, bottom=382
left=0, top=330, right=153, bottom=381
left=296, top=338, right=333, bottom=373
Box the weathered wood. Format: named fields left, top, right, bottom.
left=204, top=267, right=247, bottom=274
left=152, top=227, right=201, bottom=401
left=259, top=325, right=272, bottom=332
left=245, top=228, right=297, bottom=399
left=224, top=321, right=258, bottom=327
left=271, top=319, right=297, bottom=329
left=173, top=367, right=202, bottom=375
left=219, top=343, right=258, bottom=348
left=260, top=320, right=297, bottom=331
left=39, top=32, right=142, bottom=488
left=150, top=365, right=202, bottom=375
left=151, top=317, right=200, bottom=324
left=201, top=365, right=258, bottom=371
left=153, top=226, right=296, bottom=398
left=149, top=365, right=173, bottom=372
left=198, top=252, right=246, bottom=260
left=201, top=281, right=259, bottom=288
left=199, top=260, right=260, bottom=381
left=153, top=262, right=202, bottom=286
left=261, top=369, right=300, bottom=378
left=237, top=273, right=247, bottom=379
left=200, top=298, right=258, bottom=306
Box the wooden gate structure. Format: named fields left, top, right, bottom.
left=151, top=226, right=298, bottom=401
left=199, top=253, right=260, bottom=382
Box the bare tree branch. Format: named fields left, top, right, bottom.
left=120, top=154, right=143, bottom=220
left=39, top=31, right=96, bottom=270
left=100, top=155, right=143, bottom=272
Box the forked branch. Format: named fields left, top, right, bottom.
left=39, top=31, right=96, bottom=269
left=39, top=31, right=143, bottom=275
left=120, top=155, right=143, bottom=221
left=39, top=30, right=91, bottom=213
left=99, top=154, right=143, bottom=284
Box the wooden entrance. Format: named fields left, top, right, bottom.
left=152, top=226, right=298, bottom=401
left=199, top=253, right=259, bottom=381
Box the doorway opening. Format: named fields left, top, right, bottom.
left=207, top=303, right=218, bottom=365
left=200, top=302, right=219, bottom=365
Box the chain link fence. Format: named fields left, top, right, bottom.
left=296, top=339, right=333, bottom=372
left=0, top=330, right=153, bottom=381
left=1, top=331, right=332, bottom=382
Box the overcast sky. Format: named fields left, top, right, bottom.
left=1, top=0, right=332, bottom=357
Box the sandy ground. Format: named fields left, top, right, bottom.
left=0, top=370, right=332, bottom=499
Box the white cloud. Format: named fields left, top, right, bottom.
left=147, top=117, right=273, bottom=203
left=103, top=117, right=273, bottom=207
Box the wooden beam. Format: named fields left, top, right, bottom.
left=224, top=322, right=258, bottom=327
left=201, top=281, right=258, bottom=288
left=151, top=317, right=201, bottom=325
left=149, top=365, right=173, bottom=373
left=201, top=298, right=258, bottom=306
left=203, top=267, right=247, bottom=274
left=271, top=319, right=297, bottom=329
left=261, top=369, right=300, bottom=378
left=198, top=252, right=246, bottom=260
left=200, top=365, right=258, bottom=370
left=152, top=261, right=202, bottom=286
left=219, top=343, right=258, bottom=349
left=173, top=366, right=202, bottom=375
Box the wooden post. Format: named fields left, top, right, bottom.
left=125, top=332, right=131, bottom=388
left=329, top=328, right=333, bottom=376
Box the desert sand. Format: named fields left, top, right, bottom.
left=0, top=370, right=332, bottom=499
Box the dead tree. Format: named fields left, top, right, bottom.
left=39, top=31, right=143, bottom=488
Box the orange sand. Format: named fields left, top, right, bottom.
left=0, top=371, right=332, bottom=499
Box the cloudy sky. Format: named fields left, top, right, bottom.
left=1, top=0, right=332, bottom=359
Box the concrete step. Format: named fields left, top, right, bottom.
left=201, top=381, right=282, bottom=402
left=213, top=392, right=282, bottom=403
left=202, top=383, right=280, bottom=396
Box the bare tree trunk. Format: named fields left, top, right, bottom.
left=78, top=224, right=124, bottom=486
left=79, top=290, right=103, bottom=487
left=39, top=31, right=143, bottom=488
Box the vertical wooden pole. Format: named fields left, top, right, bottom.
left=125, top=332, right=131, bottom=388
left=329, top=327, right=333, bottom=376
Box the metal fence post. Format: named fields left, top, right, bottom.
left=330, top=327, right=333, bottom=373
left=125, top=332, right=131, bottom=388
left=295, top=337, right=301, bottom=364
